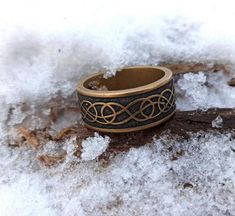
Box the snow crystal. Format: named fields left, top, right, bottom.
left=176, top=72, right=208, bottom=110
left=176, top=71, right=235, bottom=110
left=212, top=115, right=224, bottom=128
left=81, top=133, right=110, bottom=161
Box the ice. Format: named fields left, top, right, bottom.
left=176, top=72, right=208, bottom=110
left=81, top=133, right=110, bottom=161
left=176, top=71, right=235, bottom=110
left=212, top=115, right=224, bottom=128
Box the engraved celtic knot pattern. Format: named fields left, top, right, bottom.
left=80, top=86, right=175, bottom=126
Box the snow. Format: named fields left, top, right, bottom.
left=1, top=0, right=235, bottom=106
left=212, top=115, right=224, bottom=128
left=176, top=72, right=235, bottom=110
left=1, top=0, right=235, bottom=215
left=81, top=133, right=110, bottom=161
left=1, top=132, right=235, bottom=215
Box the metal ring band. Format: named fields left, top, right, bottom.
left=77, top=66, right=176, bottom=133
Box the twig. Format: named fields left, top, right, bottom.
left=18, top=127, right=41, bottom=149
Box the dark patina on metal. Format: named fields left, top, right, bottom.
left=77, top=66, right=176, bottom=133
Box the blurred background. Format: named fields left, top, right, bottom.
left=1, top=0, right=235, bottom=105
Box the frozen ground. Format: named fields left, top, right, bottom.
left=1, top=0, right=235, bottom=215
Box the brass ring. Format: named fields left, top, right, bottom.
left=77, top=66, right=176, bottom=133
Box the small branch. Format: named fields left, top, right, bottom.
left=37, top=152, right=66, bottom=166
left=18, top=127, right=42, bottom=149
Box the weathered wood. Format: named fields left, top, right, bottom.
left=28, top=109, right=235, bottom=148
left=32, top=108, right=234, bottom=160
left=100, top=109, right=235, bottom=152
left=90, top=109, right=235, bottom=159
left=161, top=62, right=229, bottom=74
left=18, top=108, right=234, bottom=164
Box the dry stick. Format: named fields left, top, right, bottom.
left=37, top=152, right=67, bottom=166
left=55, top=126, right=80, bottom=140
left=18, top=127, right=42, bottom=149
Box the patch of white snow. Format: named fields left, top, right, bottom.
left=81, top=133, right=110, bottom=161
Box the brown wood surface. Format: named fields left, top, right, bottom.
left=100, top=108, right=235, bottom=150
left=25, top=108, right=235, bottom=158
left=162, top=62, right=229, bottom=74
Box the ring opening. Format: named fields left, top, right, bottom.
left=83, top=67, right=165, bottom=91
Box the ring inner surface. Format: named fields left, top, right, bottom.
left=83, top=68, right=165, bottom=91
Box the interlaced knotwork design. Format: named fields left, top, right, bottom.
left=80, top=87, right=175, bottom=125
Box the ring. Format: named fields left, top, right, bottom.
left=77, top=66, right=176, bottom=133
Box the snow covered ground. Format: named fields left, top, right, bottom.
left=1, top=0, right=235, bottom=215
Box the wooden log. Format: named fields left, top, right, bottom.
left=29, top=108, right=235, bottom=147
left=97, top=108, right=235, bottom=154
left=18, top=108, right=233, bottom=163
left=39, top=108, right=234, bottom=158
